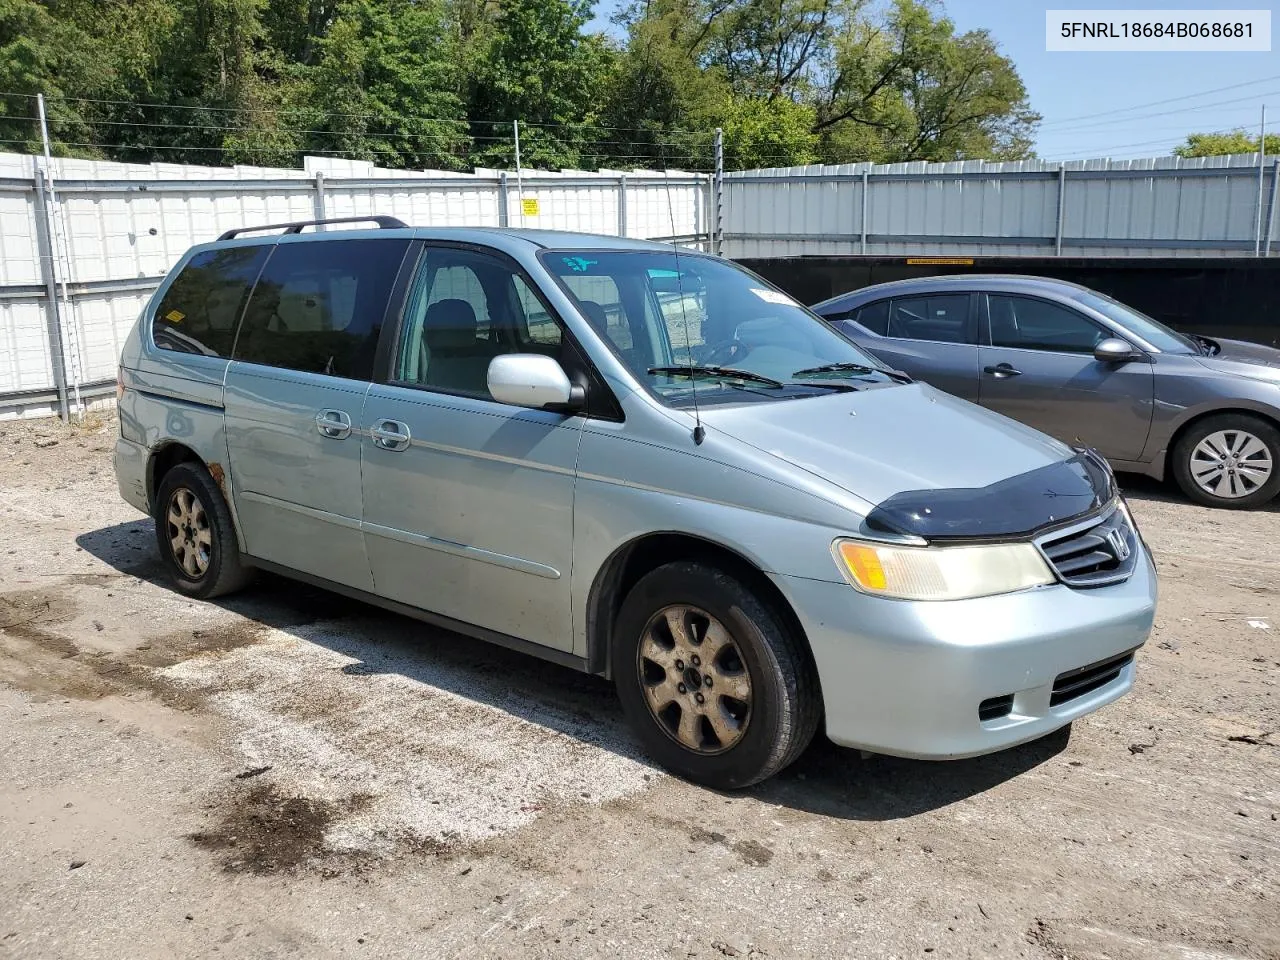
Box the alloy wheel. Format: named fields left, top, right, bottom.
left=1189, top=429, right=1274, bottom=500
left=166, top=487, right=212, bottom=578
left=638, top=605, right=752, bottom=754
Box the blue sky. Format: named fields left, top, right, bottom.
left=588, top=0, right=1280, bottom=161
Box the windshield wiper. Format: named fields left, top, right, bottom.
left=647, top=365, right=785, bottom=388
left=791, top=362, right=913, bottom=384
left=1190, top=333, right=1220, bottom=356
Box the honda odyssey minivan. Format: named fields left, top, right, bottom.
left=114, top=217, right=1157, bottom=788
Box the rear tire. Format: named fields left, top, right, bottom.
left=1171, top=413, right=1280, bottom=509
left=154, top=462, right=253, bottom=599
left=612, top=561, right=821, bottom=789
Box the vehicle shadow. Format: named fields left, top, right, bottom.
left=1116, top=472, right=1280, bottom=513
left=77, top=519, right=1070, bottom=823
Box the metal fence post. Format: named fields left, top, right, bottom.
left=1055, top=166, right=1067, bottom=256
left=1266, top=158, right=1279, bottom=256
left=860, top=168, right=869, bottom=254
left=712, top=128, right=724, bottom=255
left=498, top=172, right=509, bottom=228
left=618, top=173, right=628, bottom=237
left=31, top=170, right=70, bottom=421
left=313, top=171, right=326, bottom=226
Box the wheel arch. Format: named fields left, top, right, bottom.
left=585, top=531, right=818, bottom=689
left=146, top=441, right=203, bottom=511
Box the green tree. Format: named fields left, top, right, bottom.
left=816, top=0, right=1037, bottom=163
left=291, top=0, right=468, bottom=169
left=0, top=0, right=106, bottom=154
left=466, top=0, right=615, bottom=168
left=720, top=97, right=819, bottom=168
left=1174, top=129, right=1280, bottom=158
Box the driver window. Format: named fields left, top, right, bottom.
left=395, top=247, right=564, bottom=398
left=988, top=295, right=1105, bottom=353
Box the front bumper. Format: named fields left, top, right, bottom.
left=114, top=436, right=149, bottom=515
left=772, top=548, right=1157, bottom=759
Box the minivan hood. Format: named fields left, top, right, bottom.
left=1195, top=337, right=1280, bottom=382
left=699, top=383, right=1097, bottom=530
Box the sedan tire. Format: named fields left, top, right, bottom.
left=612, top=561, right=821, bottom=789
left=1171, top=413, right=1280, bottom=509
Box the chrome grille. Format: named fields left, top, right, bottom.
left=1038, top=507, right=1137, bottom=588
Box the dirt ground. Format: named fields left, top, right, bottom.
left=0, top=411, right=1276, bottom=960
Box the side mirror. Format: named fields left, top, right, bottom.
left=487, top=354, right=585, bottom=412
left=1094, top=337, right=1141, bottom=363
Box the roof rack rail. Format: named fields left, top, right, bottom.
left=216, top=215, right=409, bottom=242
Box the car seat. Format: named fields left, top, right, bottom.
left=421, top=299, right=496, bottom=394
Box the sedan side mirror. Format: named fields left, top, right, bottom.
left=1094, top=337, right=1141, bottom=363
left=487, top=354, right=585, bottom=412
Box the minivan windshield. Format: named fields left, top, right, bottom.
left=542, top=250, right=897, bottom=405
left=1074, top=291, right=1197, bottom=354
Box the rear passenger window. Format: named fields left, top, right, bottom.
left=887, top=295, right=970, bottom=343
left=233, top=238, right=410, bottom=379
left=853, top=300, right=889, bottom=336
left=152, top=246, right=268, bottom=358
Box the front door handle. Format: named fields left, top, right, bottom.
left=983, top=362, right=1023, bottom=378
left=315, top=409, right=352, bottom=439
left=370, top=419, right=411, bottom=452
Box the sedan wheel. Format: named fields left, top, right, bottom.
left=1172, top=414, right=1280, bottom=509
left=1188, top=429, right=1274, bottom=500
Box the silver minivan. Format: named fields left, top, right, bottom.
left=114, top=218, right=1157, bottom=788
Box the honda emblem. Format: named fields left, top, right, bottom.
left=1106, top=526, right=1131, bottom=562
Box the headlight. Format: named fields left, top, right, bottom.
left=833, top=538, right=1056, bottom=601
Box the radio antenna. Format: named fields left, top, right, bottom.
left=658, top=140, right=704, bottom=445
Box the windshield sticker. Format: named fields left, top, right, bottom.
left=164, top=309, right=185, bottom=323
left=749, top=288, right=798, bottom=306
left=562, top=256, right=597, bottom=273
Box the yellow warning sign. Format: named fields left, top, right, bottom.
left=905, top=257, right=974, bottom=265
left=165, top=309, right=185, bottom=323
left=521, top=198, right=540, bottom=217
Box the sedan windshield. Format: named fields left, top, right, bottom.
left=542, top=250, right=896, bottom=405
left=1074, top=291, right=1197, bottom=354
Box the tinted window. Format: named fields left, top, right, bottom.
left=988, top=295, right=1104, bottom=353
left=853, top=300, right=889, bottom=335
left=887, top=295, right=970, bottom=343
left=395, top=247, right=564, bottom=398
left=234, top=238, right=409, bottom=379
left=152, top=246, right=268, bottom=358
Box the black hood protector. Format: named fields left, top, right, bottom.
left=866, top=450, right=1116, bottom=541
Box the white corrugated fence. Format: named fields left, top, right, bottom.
left=2, top=148, right=1279, bottom=418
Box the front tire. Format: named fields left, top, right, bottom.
left=154, top=462, right=253, bottom=599
left=612, top=561, right=821, bottom=789
left=1171, top=414, right=1280, bottom=509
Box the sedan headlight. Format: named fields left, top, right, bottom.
left=833, top=538, right=1056, bottom=601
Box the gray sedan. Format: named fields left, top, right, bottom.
left=812, top=275, right=1280, bottom=509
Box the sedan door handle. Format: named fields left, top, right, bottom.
left=315, top=409, right=352, bottom=439
left=370, top=419, right=411, bottom=452
left=983, top=363, right=1023, bottom=378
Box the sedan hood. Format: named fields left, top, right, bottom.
left=1196, top=338, right=1280, bottom=382
left=700, top=383, right=1111, bottom=537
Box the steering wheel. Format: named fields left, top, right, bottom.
left=700, top=338, right=746, bottom=366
